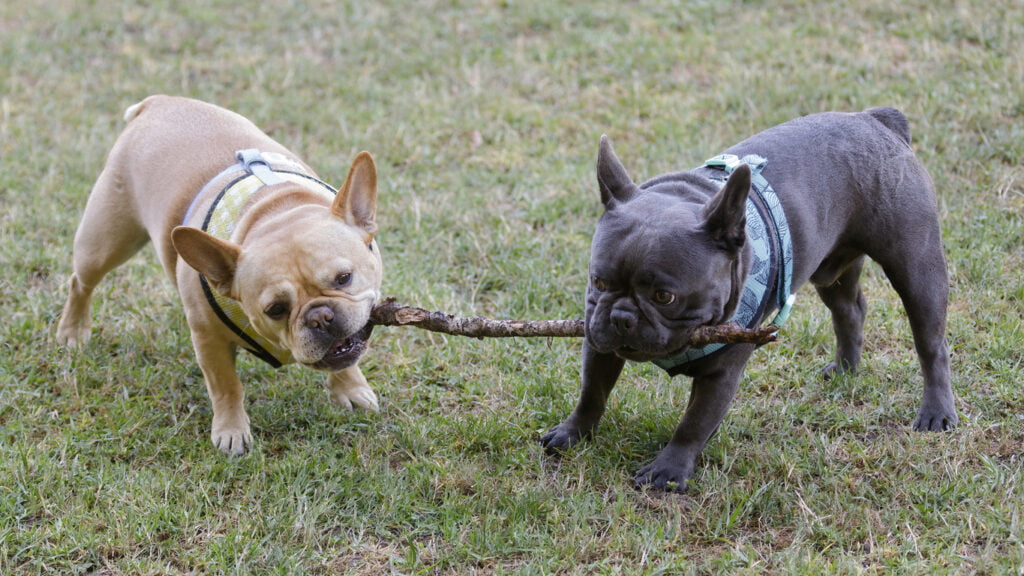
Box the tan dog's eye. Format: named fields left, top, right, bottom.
left=653, top=290, right=676, bottom=305
left=264, top=302, right=290, bottom=320
left=591, top=277, right=609, bottom=292
left=334, top=272, right=352, bottom=288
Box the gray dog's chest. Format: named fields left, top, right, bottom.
left=652, top=154, right=794, bottom=375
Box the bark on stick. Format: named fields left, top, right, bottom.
left=369, top=298, right=778, bottom=347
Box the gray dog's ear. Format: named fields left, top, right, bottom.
left=597, top=135, right=638, bottom=207
left=702, top=164, right=750, bottom=251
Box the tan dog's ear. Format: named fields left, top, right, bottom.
left=171, top=226, right=241, bottom=296
left=332, top=151, right=378, bottom=240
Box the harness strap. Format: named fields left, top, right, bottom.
left=237, top=148, right=286, bottom=186
left=653, top=154, right=794, bottom=374
left=182, top=150, right=306, bottom=226
left=182, top=150, right=338, bottom=367
left=706, top=154, right=795, bottom=325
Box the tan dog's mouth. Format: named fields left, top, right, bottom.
left=311, top=323, right=374, bottom=371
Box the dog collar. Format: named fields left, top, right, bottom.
left=185, top=149, right=338, bottom=368
left=654, top=154, right=795, bottom=374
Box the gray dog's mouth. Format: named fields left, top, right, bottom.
left=312, top=323, right=374, bottom=371
left=587, top=331, right=653, bottom=362
left=587, top=321, right=702, bottom=363
left=602, top=340, right=694, bottom=363
left=586, top=334, right=667, bottom=362
left=612, top=345, right=669, bottom=363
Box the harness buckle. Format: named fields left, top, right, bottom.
left=705, top=154, right=742, bottom=172
left=236, top=149, right=286, bottom=186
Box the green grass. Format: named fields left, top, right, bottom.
left=2, top=0, right=1023, bottom=573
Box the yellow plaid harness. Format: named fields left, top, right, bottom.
left=183, top=149, right=338, bottom=367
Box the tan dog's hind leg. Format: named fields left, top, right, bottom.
left=57, top=168, right=148, bottom=347
left=328, top=365, right=379, bottom=411
left=191, top=333, right=253, bottom=455
left=56, top=275, right=99, bottom=347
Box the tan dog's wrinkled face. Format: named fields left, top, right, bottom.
left=236, top=221, right=382, bottom=369
left=174, top=152, right=381, bottom=371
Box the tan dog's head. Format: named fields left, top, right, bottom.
left=172, top=152, right=382, bottom=371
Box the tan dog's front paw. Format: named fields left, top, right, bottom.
left=211, top=413, right=252, bottom=455
left=56, top=321, right=91, bottom=348
left=330, top=384, right=379, bottom=411
left=328, top=366, right=379, bottom=411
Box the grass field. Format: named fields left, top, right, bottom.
left=1, top=0, right=1022, bottom=574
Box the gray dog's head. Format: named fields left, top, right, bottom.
left=585, top=136, right=753, bottom=362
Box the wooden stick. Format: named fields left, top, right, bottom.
left=369, top=298, right=779, bottom=346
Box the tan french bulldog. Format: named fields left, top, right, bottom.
left=56, top=95, right=383, bottom=455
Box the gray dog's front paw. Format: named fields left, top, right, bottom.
left=540, top=422, right=589, bottom=454
left=634, top=462, right=693, bottom=492
left=912, top=388, right=959, bottom=431
left=633, top=447, right=698, bottom=492
left=820, top=361, right=855, bottom=381
left=913, top=405, right=958, bottom=431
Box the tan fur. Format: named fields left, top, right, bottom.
left=57, top=95, right=383, bottom=455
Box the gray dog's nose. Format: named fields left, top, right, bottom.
left=306, top=306, right=335, bottom=331
left=609, top=308, right=636, bottom=335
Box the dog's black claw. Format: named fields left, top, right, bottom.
left=634, top=465, right=691, bottom=493
left=913, top=409, right=959, bottom=432
left=540, top=422, right=593, bottom=456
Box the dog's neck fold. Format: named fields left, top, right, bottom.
left=188, top=150, right=342, bottom=367
left=653, top=154, right=794, bottom=375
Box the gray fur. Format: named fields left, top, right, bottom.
left=541, top=108, right=957, bottom=491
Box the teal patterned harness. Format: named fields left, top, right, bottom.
left=653, top=154, right=795, bottom=375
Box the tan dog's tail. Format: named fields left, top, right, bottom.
left=123, top=97, right=154, bottom=122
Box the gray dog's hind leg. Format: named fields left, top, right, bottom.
left=880, top=246, right=957, bottom=431
left=815, top=257, right=867, bottom=379
left=871, top=220, right=957, bottom=431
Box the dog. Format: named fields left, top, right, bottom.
left=541, top=107, right=957, bottom=490
left=57, top=95, right=383, bottom=455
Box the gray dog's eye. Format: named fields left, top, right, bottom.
left=335, top=272, right=352, bottom=287
left=653, top=290, right=676, bottom=305
left=591, top=277, right=609, bottom=292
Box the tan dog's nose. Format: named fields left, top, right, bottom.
left=306, top=306, right=335, bottom=332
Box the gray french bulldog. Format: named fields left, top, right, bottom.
left=541, top=107, right=957, bottom=491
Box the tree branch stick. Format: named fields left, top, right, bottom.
left=369, top=298, right=778, bottom=347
